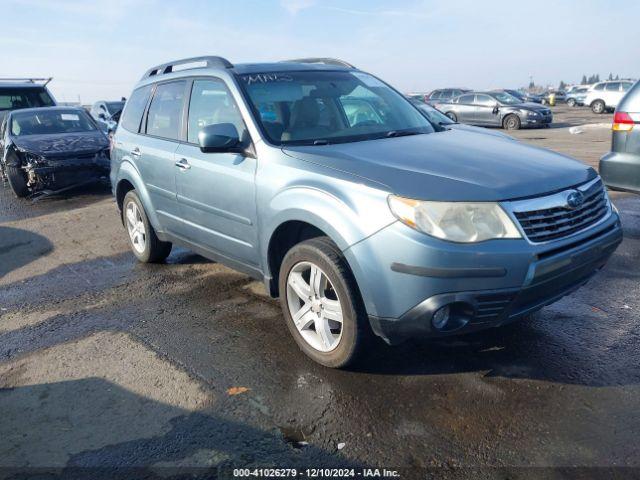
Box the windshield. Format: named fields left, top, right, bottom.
left=0, top=88, right=55, bottom=111
left=10, top=109, right=96, bottom=136
left=492, top=92, right=522, bottom=105
left=106, top=102, right=125, bottom=114
left=240, top=71, right=434, bottom=145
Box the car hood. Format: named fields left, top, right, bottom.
left=12, top=131, right=109, bottom=157
left=447, top=123, right=514, bottom=140
left=282, top=129, right=595, bottom=202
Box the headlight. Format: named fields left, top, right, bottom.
left=526, top=110, right=540, bottom=116
left=388, top=196, right=522, bottom=243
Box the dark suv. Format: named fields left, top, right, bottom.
left=0, top=78, right=56, bottom=123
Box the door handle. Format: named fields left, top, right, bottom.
left=130, top=147, right=141, bottom=157
left=175, top=158, right=191, bottom=170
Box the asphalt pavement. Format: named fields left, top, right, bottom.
left=0, top=104, right=639, bottom=479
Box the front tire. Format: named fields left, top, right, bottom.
left=591, top=100, right=605, bottom=114
left=122, top=190, right=172, bottom=263
left=278, top=237, right=371, bottom=368
left=503, top=114, right=521, bottom=130
left=445, top=112, right=457, bottom=122
left=6, top=165, right=29, bottom=198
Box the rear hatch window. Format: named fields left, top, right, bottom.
left=0, top=88, right=55, bottom=111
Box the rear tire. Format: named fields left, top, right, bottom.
left=591, top=100, right=605, bottom=114
left=445, top=112, right=457, bottom=122
left=6, top=165, right=29, bottom=198
left=278, top=237, right=371, bottom=368
left=503, top=114, right=521, bottom=130
left=567, top=98, right=576, bottom=107
left=122, top=190, right=172, bottom=263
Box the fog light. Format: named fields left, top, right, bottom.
left=432, top=305, right=450, bottom=330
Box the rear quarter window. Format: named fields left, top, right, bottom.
left=120, top=85, right=152, bottom=133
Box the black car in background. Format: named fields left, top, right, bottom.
left=600, top=80, right=640, bottom=193
left=0, top=78, right=56, bottom=123
left=0, top=107, right=110, bottom=197
left=434, top=91, right=553, bottom=130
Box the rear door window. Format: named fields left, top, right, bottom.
left=605, top=82, right=621, bottom=92
left=145, top=81, right=186, bottom=140
left=474, top=94, right=494, bottom=106
left=458, top=94, right=475, bottom=104
left=120, top=85, right=152, bottom=133
left=621, top=82, right=633, bottom=92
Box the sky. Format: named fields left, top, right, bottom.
left=3, top=0, right=639, bottom=104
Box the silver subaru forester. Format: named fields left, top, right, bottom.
left=111, top=56, right=622, bottom=368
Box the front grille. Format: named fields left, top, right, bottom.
left=514, top=180, right=609, bottom=243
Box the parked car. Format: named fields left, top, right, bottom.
left=111, top=56, right=622, bottom=368
left=425, top=88, right=470, bottom=105
left=409, top=98, right=514, bottom=140
left=406, top=92, right=430, bottom=103
left=566, top=86, right=591, bottom=107
left=435, top=91, right=552, bottom=130
left=584, top=80, right=635, bottom=114
left=0, top=78, right=56, bottom=124
left=599, top=80, right=640, bottom=193
left=540, top=90, right=567, bottom=105
left=0, top=107, right=110, bottom=197
left=90, top=100, right=125, bottom=134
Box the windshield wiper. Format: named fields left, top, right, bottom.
left=385, top=130, right=423, bottom=138
left=283, top=139, right=330, bottom=146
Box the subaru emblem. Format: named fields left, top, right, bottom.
left=566, top=190, right=585, bottom=209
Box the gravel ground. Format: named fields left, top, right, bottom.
left=0, top=103, right=639, bottom=479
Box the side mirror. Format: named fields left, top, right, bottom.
left=198, top=123, right=240, bottom=153
left=492, top=103, right=500, bottom=114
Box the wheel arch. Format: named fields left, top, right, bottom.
left=114, top=161, right=162, bottom=231
left=262, top=183, right=394, bottom=298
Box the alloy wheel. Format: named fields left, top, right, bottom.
left=286, top=261, right=344, bottom=352
left=125, top=201, right=147, bottom=254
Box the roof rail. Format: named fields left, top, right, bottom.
left=0, top=77, right=53, bottom=86
left=141, top=56, right=233, bottom=80
left=282, top=58, right=356, bottom=69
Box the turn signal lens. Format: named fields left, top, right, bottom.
left=613, top=111, right=634, bottom=132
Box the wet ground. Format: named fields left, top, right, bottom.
left=0, top=104, right=639, bottom=478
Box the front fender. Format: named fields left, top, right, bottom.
left=261, top=181, right=395, bottom=298
left=115, top=160, right=163, bottom=232
left=265, top=182, right=393, bottom=250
